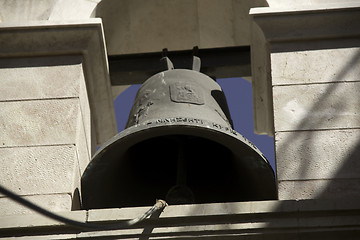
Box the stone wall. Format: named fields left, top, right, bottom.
left=251, top=3, right=360, bottom=199
left=0, top=19, right=116, bottom=215
left=95, top=0, right=269, bottom=55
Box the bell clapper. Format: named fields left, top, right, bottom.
left=166, top=137, right=195, bottom=205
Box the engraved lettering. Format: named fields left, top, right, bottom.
left=147, top=118, right=237, bottom=137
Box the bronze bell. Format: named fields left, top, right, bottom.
left=81, top=65, right=277, bottom=210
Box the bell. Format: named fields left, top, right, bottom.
left=81, top=68, right=277, bottom=210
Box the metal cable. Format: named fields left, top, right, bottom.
left=0, top=184, right=167, bottom=230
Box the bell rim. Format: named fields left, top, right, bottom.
left=81, top=117, right=277, bottom=209
left=83, top=117, right=274, bottom=179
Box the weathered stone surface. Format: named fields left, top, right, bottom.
left=97, top=0, right=199, bottom=55
left=0, top=194, right=72, bottom=216
left=250, top=3, right=360, bottom=136
left=96, top=0, right=268, bottom=55
left=271, top=46, right=360, bottom=85
left=0, top=20, right=113, bottom=216
left=0, top=99, right=80, bottom=147
left=1, top=198, right=360, bottom=239
left=251, top=4, right=360, bottom=42
left=273, top=82, right=360, bottom=132
left=275, top=129, right=360, bottom=181
left=0, top=0, right=100, bottom=23
left=0, top=19, right=117, bottom=146
left=278, top=179, right=360, bottom=200
left=0, top=56, right=82, bottom=101
left=0, top=145, right=78, bottom=197
left=0, top=234, right=77, bottom=239
left=49, top=0, right=100, bottom=20
left=88, top=200, right=299, bottom=223
left=250, top=20, right=273, bottom=135
left=0, top=0, right=53, bottom=22
left=233, top=0, right=269, bottom=46
left=0, top=209, right=86, bottom=229
left=197, top=0, right=236, bottom=48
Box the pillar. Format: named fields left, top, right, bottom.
left=0, top=19, right=116, bottom=215
left=251, top=3, right=360, bottom=199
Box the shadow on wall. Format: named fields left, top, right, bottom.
left=273, top=43, right=360, bottom=200
left=95, top=0, right=270, bottom=55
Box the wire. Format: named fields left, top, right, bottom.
left=0, top=184, right=167, bottom=230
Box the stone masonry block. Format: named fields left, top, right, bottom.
left=101, top=0, right=199, bottom=55
left=273, top=82, right=360, bottom=132
left=0, top=193, right=72, bottom=216
left=0, top=98, right=80, bottom=147
left=278, top=179, right=360, bottom=200
left=275, top=129, right=360, bottom=181
left=0, top=145, right=78, bottom=197
left=0, top=56, right=83, bottom=101
left=0, top=19, right=117, bottom=146
left=197, top=0, right=236, bottom=47
left=271, top=45, right=360, bottom=85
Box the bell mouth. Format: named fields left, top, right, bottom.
left=81, top=118, right=277, bottom=210
left=166, top=185, right=195, bottom=205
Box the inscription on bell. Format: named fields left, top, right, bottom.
left=170, top=81, right=205, bottom=105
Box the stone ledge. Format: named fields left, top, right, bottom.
left=250, top=3, right=360, bottom=16
left=0, top=194, right=73, bottom=217
left=0, top=199, right=359, bottom=239
left=250, top=3, right=360, bottom=42
left=0, top=209, right=86, bottom=230
left=0, top=19, right=116, bottom=146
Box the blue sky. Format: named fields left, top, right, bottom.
left=114, top=77, right=275, bottom=171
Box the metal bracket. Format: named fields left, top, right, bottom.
left=160, top=48, right=174, bottom=71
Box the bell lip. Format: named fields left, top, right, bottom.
left=82, top=117, right=274, bottom=179
left=81, top=117, right=277, bottom=209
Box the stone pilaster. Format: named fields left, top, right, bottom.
left=0, top=19, right=116, bottom=215
left=251, top=3, right=360, bottom=199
